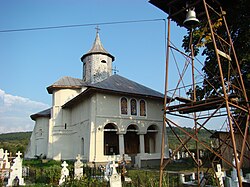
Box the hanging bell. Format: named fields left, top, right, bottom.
left=183, top=8, right=199, bottom=28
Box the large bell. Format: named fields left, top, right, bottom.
left=183, top=8, right=199, bottom=28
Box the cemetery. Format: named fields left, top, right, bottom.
left=1, top=146, right=250, bottom=186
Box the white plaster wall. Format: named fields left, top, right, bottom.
left=83, top=54, right=113, bottom=83
left=25, top=117, right=49, bottom=158
left=24, top=131, right=35, bottom=158
left=89, top=93, right=166, bottom=162
left=51, top=94, right=93, bottom=160
left=53, top=89, right=81, bottom=107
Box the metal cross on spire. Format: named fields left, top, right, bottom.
left=112, top=66, right=119, bottom=75
left=95, top=25, right=100, bottom=34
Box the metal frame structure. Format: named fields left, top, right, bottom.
left=149, top=0, right=250, bottom=186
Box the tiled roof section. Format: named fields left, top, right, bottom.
left=81, top=32, right=115, bottom=61
left=30, top=108, right=51, bottom=121
left=47, top=76, right=87, bottom=94
left=89, top=74, right=164, bottom=98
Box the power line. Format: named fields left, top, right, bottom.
left=0, top=18, right=166, bottom=33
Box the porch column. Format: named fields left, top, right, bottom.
left=139, top=134, right=145, bottom=154
left=118, top=134, right=125, bottom=155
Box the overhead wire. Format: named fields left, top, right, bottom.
left=0, top=18, right=166, bottom=33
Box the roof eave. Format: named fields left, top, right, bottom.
left=47, top=85, right=83, bottom=94
left=62, top=86, right=167, bottom=109
left=81, top=52, right=115, bottom=62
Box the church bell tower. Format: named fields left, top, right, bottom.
left=81, top=28, right=115, bottom=84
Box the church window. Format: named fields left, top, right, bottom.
left=130, top=99, right=137, bottom=115
left=39, top=129, right=42, bottom=136
left=81, top=138, right=84, bottom=155
left=121, top=97, right=128, bottom=115
left=64, top=123, right=67, bottom=129
left=101, top=60, right=106, bottom=63
left=140, top=100, right=146, bottom=116
left=83, top=62, right=86, bottom=80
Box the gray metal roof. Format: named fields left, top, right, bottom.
left=30, top=108, right=51, bottom=121
left=47, top=76, right=86, bottom=94
left=81, top=32, right=115, bottom=61
left=62, top=74, right=165, bottom=108
left=89, top=74, right=164, bottom=98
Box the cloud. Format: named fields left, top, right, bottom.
left=0, top=89, right=49, bottom=133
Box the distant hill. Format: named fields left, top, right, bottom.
left=0, top=128, right=214, bottom=155
left=166, top=127, right=215, bottom=150
left=0, top=131, right=32, bottom=141
left=0, top=131, right=32, bottom=155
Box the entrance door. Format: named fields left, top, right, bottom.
left=104, top=123, right=119, bottom=155
left=124, top=125, right=139, bottom=154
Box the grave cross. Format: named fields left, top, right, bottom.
left=215, top=164, right=225, bottom=187
left=76, top=154, right=82, bottom=161
left=16, top=151, right=22, bottom=158
left=110, top=160, right=119, bottom=175
left=61, top=161, right=68, bottom=168
left=3, top=150, right=9, bottom=161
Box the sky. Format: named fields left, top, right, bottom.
left=0, top=0, right=190, bottom=133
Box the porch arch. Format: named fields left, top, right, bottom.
left=104, top=123, right=119, bottom=155
left=124, top=124, right=139, bottom=154
left=145, top=125, right=158, bottom=153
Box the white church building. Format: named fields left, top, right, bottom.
left=25, top=31, right=169, bottom=168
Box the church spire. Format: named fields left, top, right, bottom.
left=81, top=28, right=115, bottom=83
left=81, top=27, right=115, bottom=61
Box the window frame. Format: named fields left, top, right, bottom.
left=120, top=97, right=128, bottom=115
left=139, top=99, right=147, bottom=117
left=130, top=98, right=138, bottom=116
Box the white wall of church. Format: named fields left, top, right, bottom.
left=86, top=92, right=165, bottom=163
left=25, top=117, right=49, bottom=158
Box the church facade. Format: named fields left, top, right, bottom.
left=25, top=31, right=169, bottom=168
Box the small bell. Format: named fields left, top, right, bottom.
left=183, top=8, right=199, bottom=28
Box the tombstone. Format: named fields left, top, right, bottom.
left=109, top=160, right=122, bottom=187
left=225, top=176, right=233, bottom=187
left=7, top=151, right=25, bottom=186
left=74, top=154, right=83, bottom=180
left=179, top=174, right=185, bottom=184
left=181, top=151, right=185, bottom=158
left=190, top=173, right=195, bottom=181
left=185, top=152, right=189, bottom=158
left=226, top=154, right=247, bottom=187
left=104, top=161, right=112, bottom=181
left=215, top=164, right=225, bottom=187
left=59, top=161, right=69, bottom=185
left=0, top=148, right=4, bottom=168
left=3, top=150, right=10, bottom=169
left=200, top=171, right=206, bottom=187
left=177, top=151, right=180, bottom=160
left=191, top=152, right=195, bottom=158
left=200, top=150, right=204, bottom=158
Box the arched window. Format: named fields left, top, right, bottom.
left=140, top=100, right=146, bottom=116
left=121, top=97, right=128, bottom=115
left=130, top=99, right=137, bottom=115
